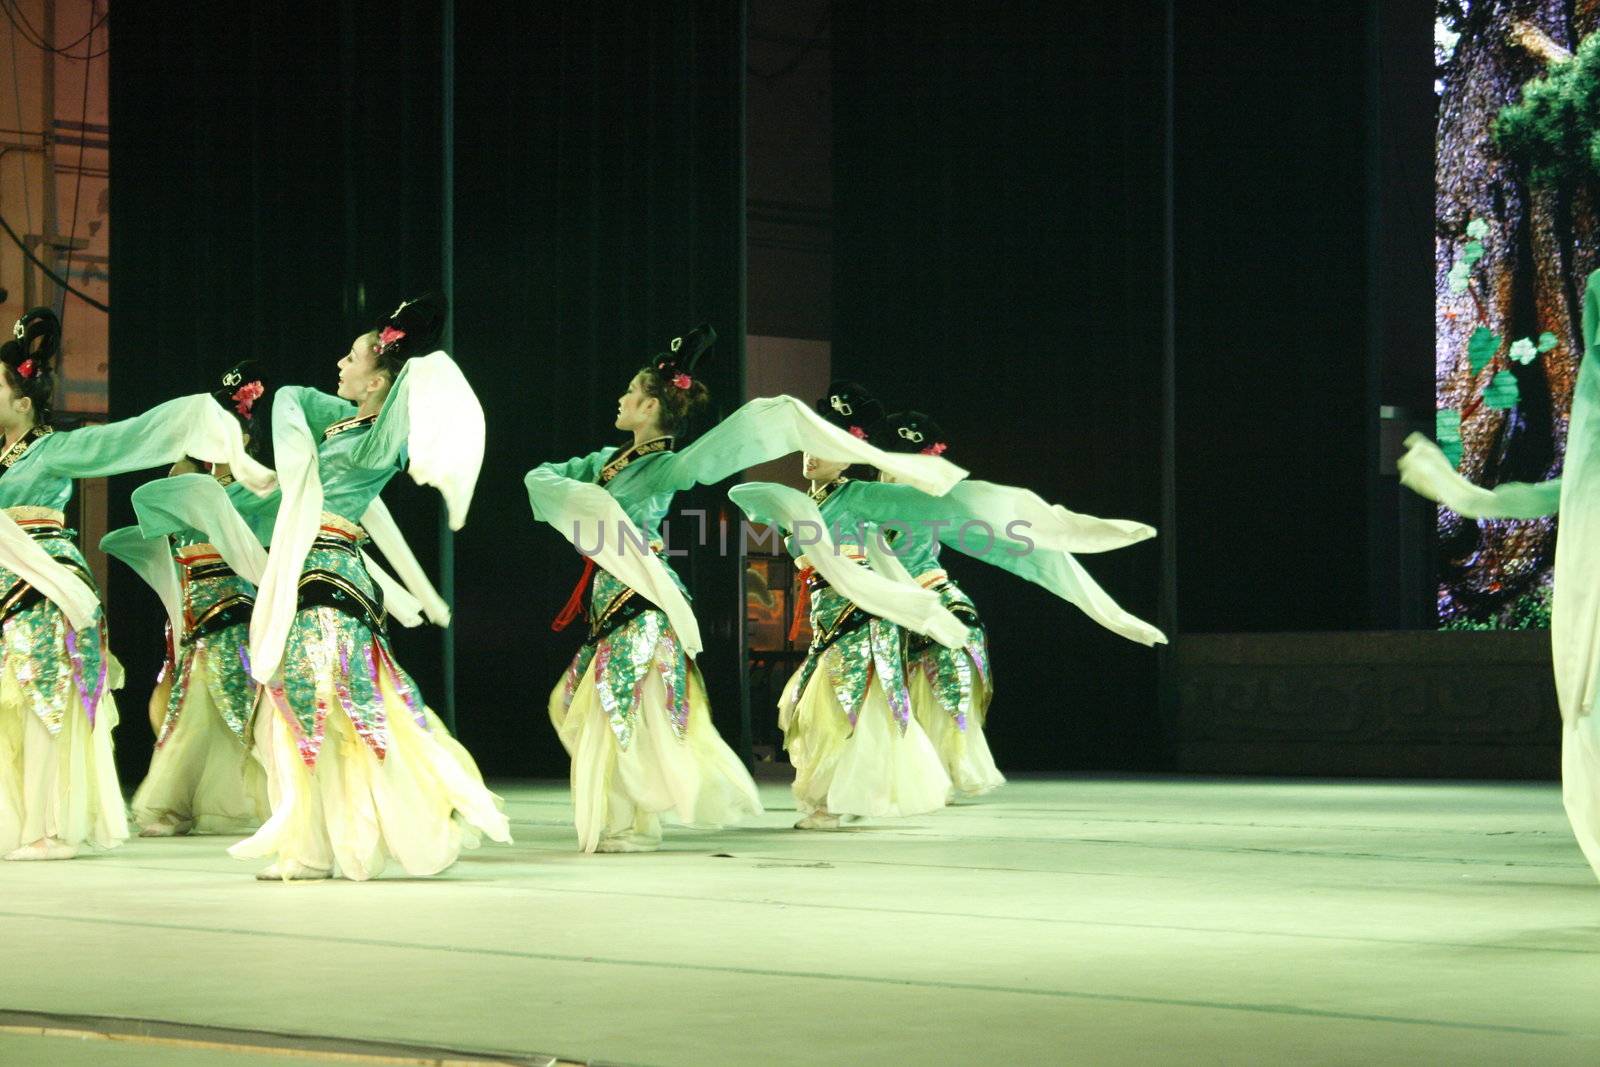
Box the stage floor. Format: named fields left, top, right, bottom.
left=2, top=776, right=1598, bottom=1065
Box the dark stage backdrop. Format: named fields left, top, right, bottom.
left=109, top=0, right=745, bottom=783
left=831, top=2, right=1169, bottom=771
left=1174, top=0, right=1435, bottom=634
left=450, top=1, right=746, bottom=777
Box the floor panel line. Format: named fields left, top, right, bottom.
left=0, top=909, right=1588, bottom=1040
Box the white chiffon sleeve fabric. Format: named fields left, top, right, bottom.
left=0, top=396, right=273, bottom=633
left=248, top=388, right=325, bottom=683
left=1396, top=434, right=1562, bottom=519
left=102, top=473, right=270, bottom=640
left=998, top=540, right=1168, bottom=647
left=846, top=479, right=1165, bottom=646
left=131, top=475, right=271, bottom=582
left=944, top=480, right=1156, bottom=553
left=41, top=393, right=275, bottom=493
left=727, top=482, right=969, bottom=649
left=660, top=395, right=969, bottom=497
left=524, top=472, right=704, bottom=656
left=99, top=526, right=184, bottom=638
left=0, top=512, right=99, bottom=631
left=360, top=550, right=425, bottom=629
left=359, top=497, right=447, bottom=627
left=350, top=351, right=486, bottom=530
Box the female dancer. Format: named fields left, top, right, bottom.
left=1398, top=269, right=1600, bottom=883
left=104, top=361, right=276, bottom=836
left=526, top=332, right=967, bottom=852
left=0, top=308, right=272, bottom=860
left=232, top=294, right=510, bottom=881
left=727, top=383, right=1165, bottom=826
left=869, top=410, right=1003, bottom=798
left=729, top=383, right=954, bottom=827
left=865, top=408, right=1167, bottom=798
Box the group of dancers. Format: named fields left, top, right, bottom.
left=0, top=296, right=1166, bottom=880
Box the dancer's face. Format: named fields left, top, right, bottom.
left=0, top=369, right=34, bottom=433
left=337, top=332, right=387, bottom=405
left=878, top=470, right=900, bottom=484
left=615, top=373, right=660, bottom=434
left=802, top=453, right=847, bottom=483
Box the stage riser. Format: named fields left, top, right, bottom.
left=1174, top=632, right=1558, bottom=779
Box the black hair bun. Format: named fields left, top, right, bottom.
left=872, top=409, right=948, bottom=455
left=212, top=359, right=271, bottom=420
left=1, top=306, right=61, bottom=378
left=815, top=380, right=884, bottom=437
left=653, top=324, right=717, bottom=377
left=374, top=292, right=448, bottom=361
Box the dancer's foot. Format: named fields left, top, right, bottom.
left=254, top=861, right=332, bottom=882
left=594, top=835, right=659, bottom=853
left=5, top=837, right=79, bottom=861
left=139, top=817, right=194, bottom=838
left=793, top=810, right=841, bottom=830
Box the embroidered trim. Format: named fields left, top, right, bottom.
left=599, top=435, right=674, bottom=485
left=808, top=476, right=849, bottom=507
left=0, top=425, right=53, bottom=470
left=323, top=413, right=378, bottom=440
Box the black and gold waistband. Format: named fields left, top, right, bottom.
left=182, top=594, right=254, bottom=646
left=298, top=569, right=386, bottom=634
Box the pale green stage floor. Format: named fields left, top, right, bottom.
left=2, top=777, right=1598, bottom=1066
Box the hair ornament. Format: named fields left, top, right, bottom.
left=233, top=380, right=265, bottom=417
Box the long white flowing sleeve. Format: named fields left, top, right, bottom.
left=100, top=526, right=184, bottom=637
left=998, top=542, right=1167, bottom=647
left=361, top=550, right=425, bottom=628
left=43, top=393, right=275, bottom=494
left=0, top=395, right=276, bottom=632
left=1396, top=434, right=1561, bottom=519
left=251, top=359, right=482, bottom=683
left=349, top=351, right=485, bottom=529
left=841, top=480, right=1164, bottom=645
left=524, top=470, right=704, bottom=655
left=130, top=475, right=271, bottom=583
left=728, top=482, right=969, bottom=649
left=248, top=388, right=326, bottom=684
left=360, top=497, right=449, bottom=627
left=655, top=395, right=968, bottom=497
left=855, top=479, right=1156, bottom=555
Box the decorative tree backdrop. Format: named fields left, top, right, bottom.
left=1434, top=0, right=1600, bottom=627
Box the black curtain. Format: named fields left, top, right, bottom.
left=831, top=1, right=1168, bottom=771
left=1172, top=0, right=1375, bottom=633
left=415, top=0, right=747, bottom=777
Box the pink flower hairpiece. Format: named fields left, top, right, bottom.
left=848, top=425, right=867, bottom=439
left=672, top=372, right=692, bottom=389
left=233, top=380, right=265, bottom=417
left=376, top=325, right=406, bottom=353
left=921, top=441, right=947, bottom=456
left=15, top=358, right=35, bottom=380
